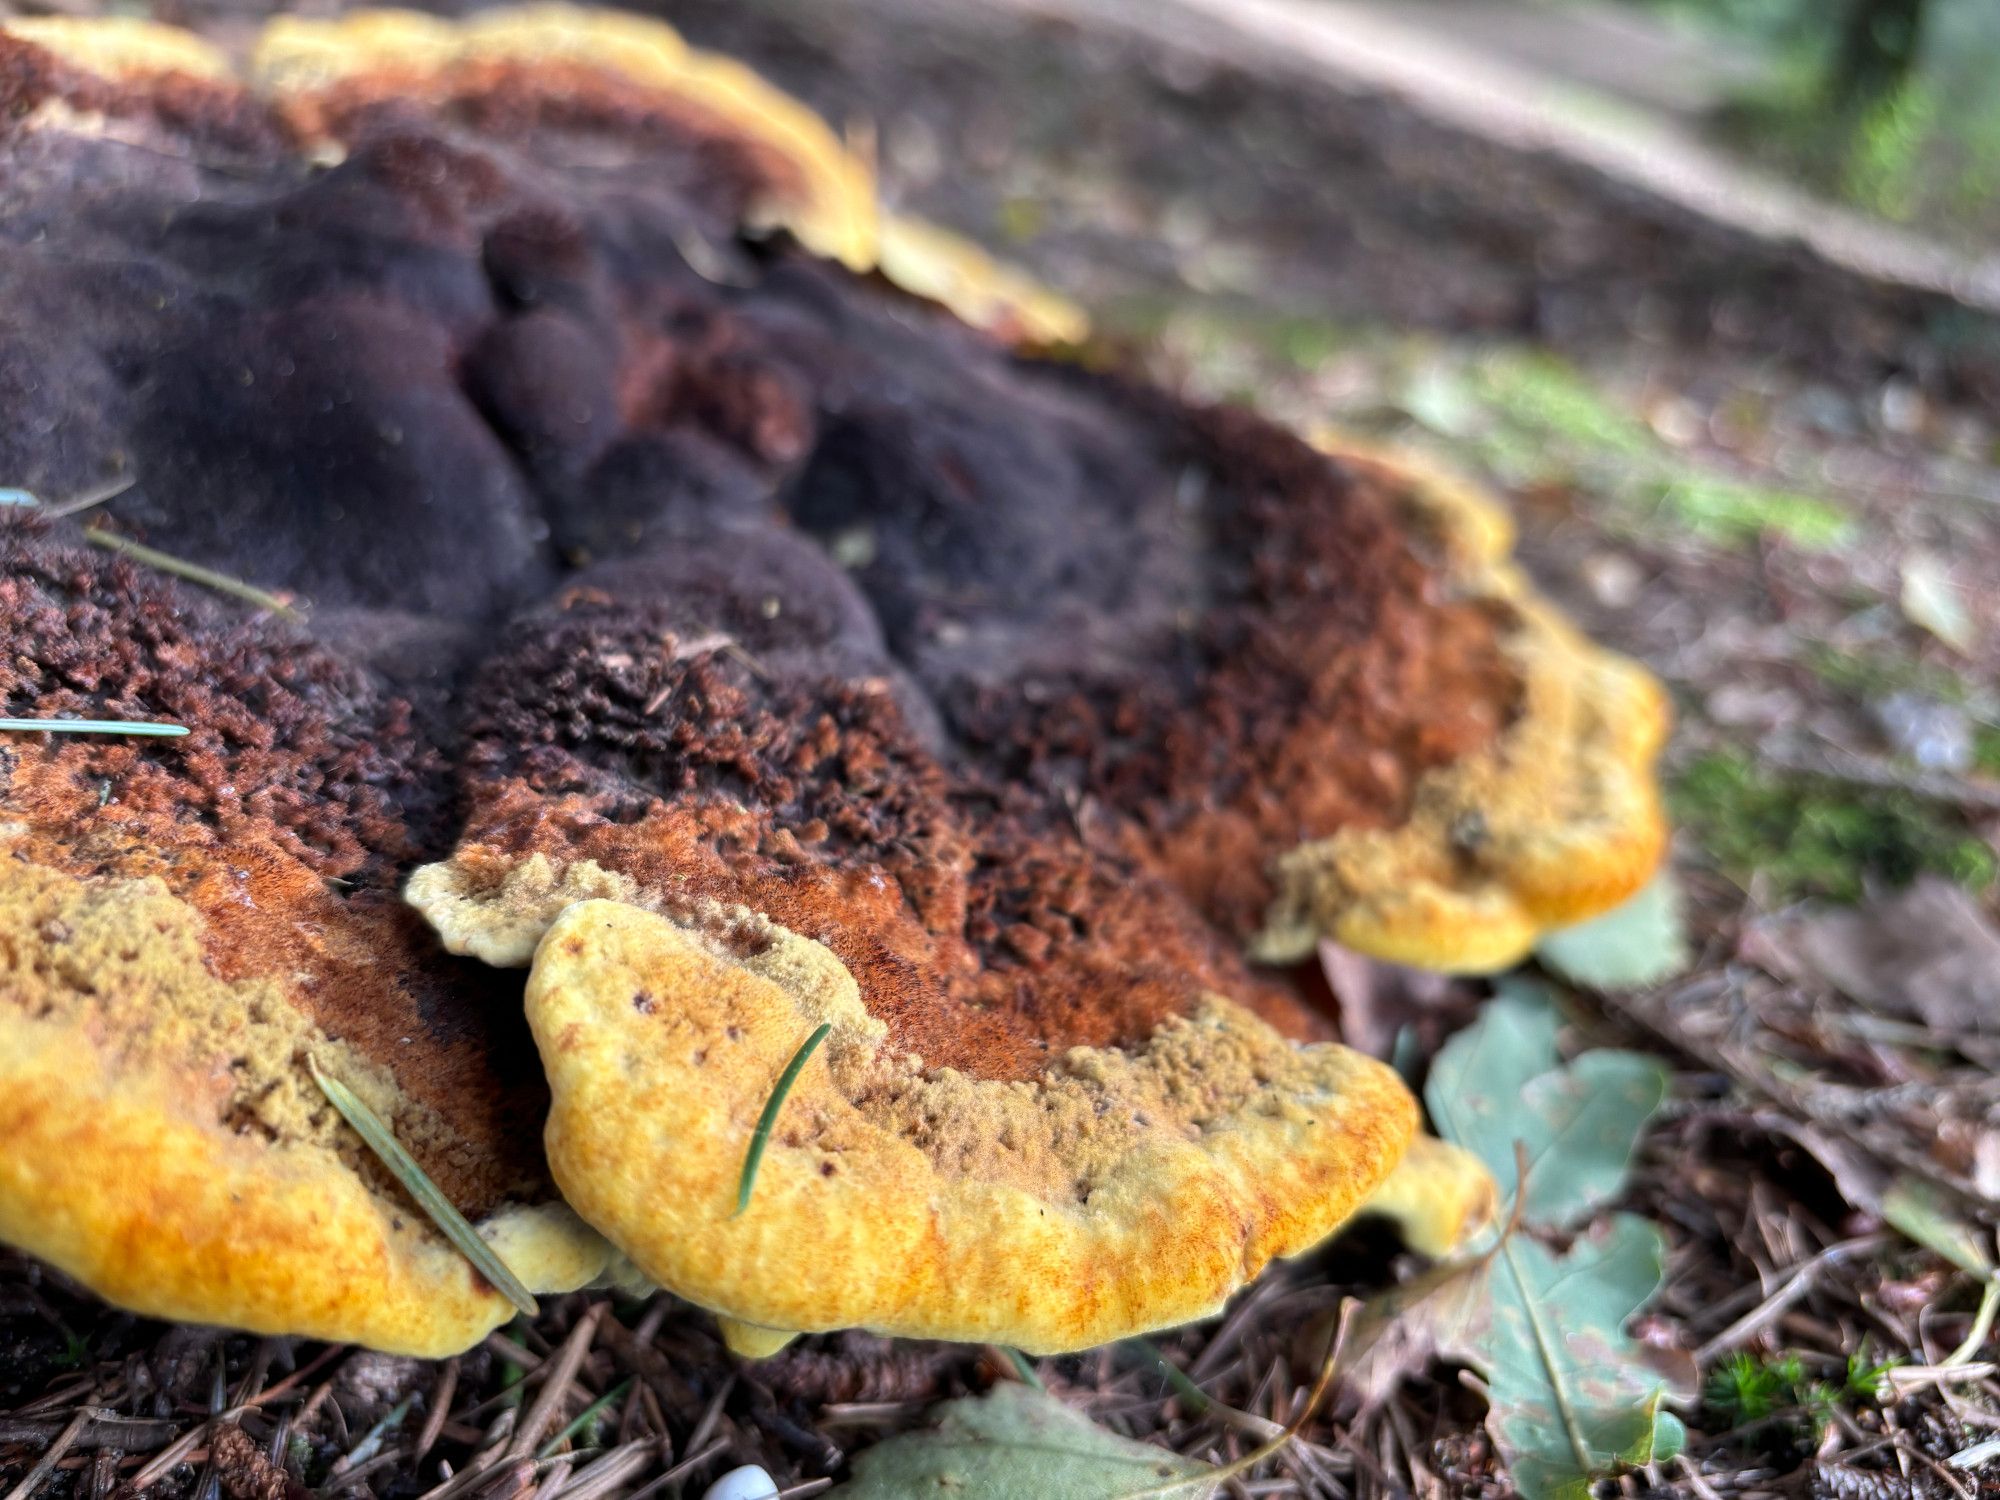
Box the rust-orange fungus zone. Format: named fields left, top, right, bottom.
left=0, top=7, right=1662, bottom=1355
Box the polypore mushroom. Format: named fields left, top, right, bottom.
left=409, top=534, right=1416, bottom=1352
left=248, top=5, right=1082, bottom=341
left=0, top=6, right=1646, bottom=1356
left=0, top=536, right=608, bottom=1356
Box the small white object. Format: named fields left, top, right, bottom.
left=701, top=1465, right=780, bottom=1500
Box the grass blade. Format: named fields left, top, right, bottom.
left=736, top=1022, right=831, bottom=1214
left=308, top=1056, right=539, bottom=1316
left=0, top=718, right=188, bottom=737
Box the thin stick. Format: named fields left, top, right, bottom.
left=539, top=1441, right=653, bottom=1500
left=2, top=1407, right=96, bottom=1500
left=619, top=1439, right=729, bottom=1500
left=1693, top=1233, right=1890, bottom=1365
left=331, top=1397, right=413, bottom=1476
left=484, top=1333, right=547, bottom=1372
left=414, top=1414, right=516, bottom=1500
left=414, top=1360, right=461, bottom=1467
left=1114, top=1299, right=1357, bottom=1499
left=682, top=1377, right=736, bottom=1461
left=84, top=527, right=304, bottom=621
left=310, top=1057, right=538, bottom=1317
left=736, top=1024, right=831, bottom=1213
left=507, top=1307, right=605, bottom=1461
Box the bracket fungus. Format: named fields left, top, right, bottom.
left=0, top=6, right=1655, bottom=1356
left=0, top=537, right=608, bottom=1356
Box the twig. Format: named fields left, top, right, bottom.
left=618, top=1439, right=729, bottom=1500
left=1760, top=740, right=2000, bottom=813
left=2, top=1406, right=97, bottom=1500
left=414, top=1413, right=517, bottom=1500
left=1188, top=1277, right=1285, bottom=1384
left=1694, top=1234, right=1892, bottom=1365
left=539, top=1440, right=655, bottom=1500
left=483, top=1334, right=546, bottom=1372
left=507, top=1307, right=606, bottom=1461
left=1114, top=1299, right=1357, bottom=1499
left=414, top=1360, right=461, bottom=1466
left=330, top=1396, right=413, bottom=1476
left=682, top=1377, right=736, bottom=1463
left=538, top=1379, right=632, bottom=1458
left=0, top=1416, right=177, bottom=1450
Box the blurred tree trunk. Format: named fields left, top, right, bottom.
left=1831, top=0, right=1927, bottom=110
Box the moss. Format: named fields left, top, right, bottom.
left=1801, top=642, right=1974, bottom=707
left=1974, top=724, right=2000, bottom=780
left=1672, top=750, right=1997, bottom=902
left=1108, top=312, right=1857, bottom=553
left=1648, top=476, right=1854, bottom=550
left=1419, top=350, right=1853, bottom=552
left=1471, top=351, right=1655, bottom=460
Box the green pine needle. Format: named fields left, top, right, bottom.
left=538, top=1377, right=633, bottom=1457
left=84, top=526, right=304, bottom=621
left=736, top=1022, right=831, bottom=1215
left=1125, top=1340, right=1210, bottom=1413
left=0, top=718, right=188, bottom=737
left=308, top=1056, right=539, bottom=1317
left=998, top=1347, right=1046, bottom=1392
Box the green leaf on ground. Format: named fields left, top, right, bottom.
left=829, top=1383, right=1217, bottom=1498
left=1347, top=983, right=1682, bottom=1499
left=1537, top=871, right=1690, bottom=992
left=1486, top=1216, right=1686, bottom=1500
left=1426, top=982, right=1669, bottom=1228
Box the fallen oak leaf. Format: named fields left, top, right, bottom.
left=1484, top=1214, right=1687, bottom=1500
left=1340, top=984, right=1684, bottom=1498
left=1748, top=877, right=2000, bottom=1043
left=834, top=1305, right=1358, bottom=1498
left=1536, top=870, right=1689, bottom=993
left=1338, top=1235, right=1498, bottom=1413
left=826, top=1381, right=1219, bottom=1498
left=1426, top=980, right=1668, bottom=1229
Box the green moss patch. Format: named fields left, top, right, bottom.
left=1672, top=751, right=1996, bottom=902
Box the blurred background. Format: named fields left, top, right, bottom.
left=1322, top=0, right=2000, bottom=250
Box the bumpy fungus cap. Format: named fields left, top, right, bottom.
left=401, top=525, right=1419, bottom=1350
left=1252, top=437, right=1671, bottom=971
left=0, top=9, right=1660, bottom=1350
left=531, top=899, right=1412, bottom=1350
left=0, top=539, right=607, bottom=1357
left=250, top=6, right=880, bottom=273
